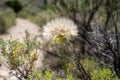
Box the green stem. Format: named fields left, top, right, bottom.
left=60, top=41, right=68, bottom=76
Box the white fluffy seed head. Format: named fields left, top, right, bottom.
left=42, top=18, right=78, bottom=43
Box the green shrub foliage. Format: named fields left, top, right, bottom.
left=0, top=8, right=16, bottom=34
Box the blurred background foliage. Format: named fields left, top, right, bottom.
left=0, top=0, right=61, bottom=34
left=0, top=0, right=120, bottom=80
left=0, top=7, right=16, bottom=34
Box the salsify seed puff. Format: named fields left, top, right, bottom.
left=42, top=18, right=78, bottom=43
